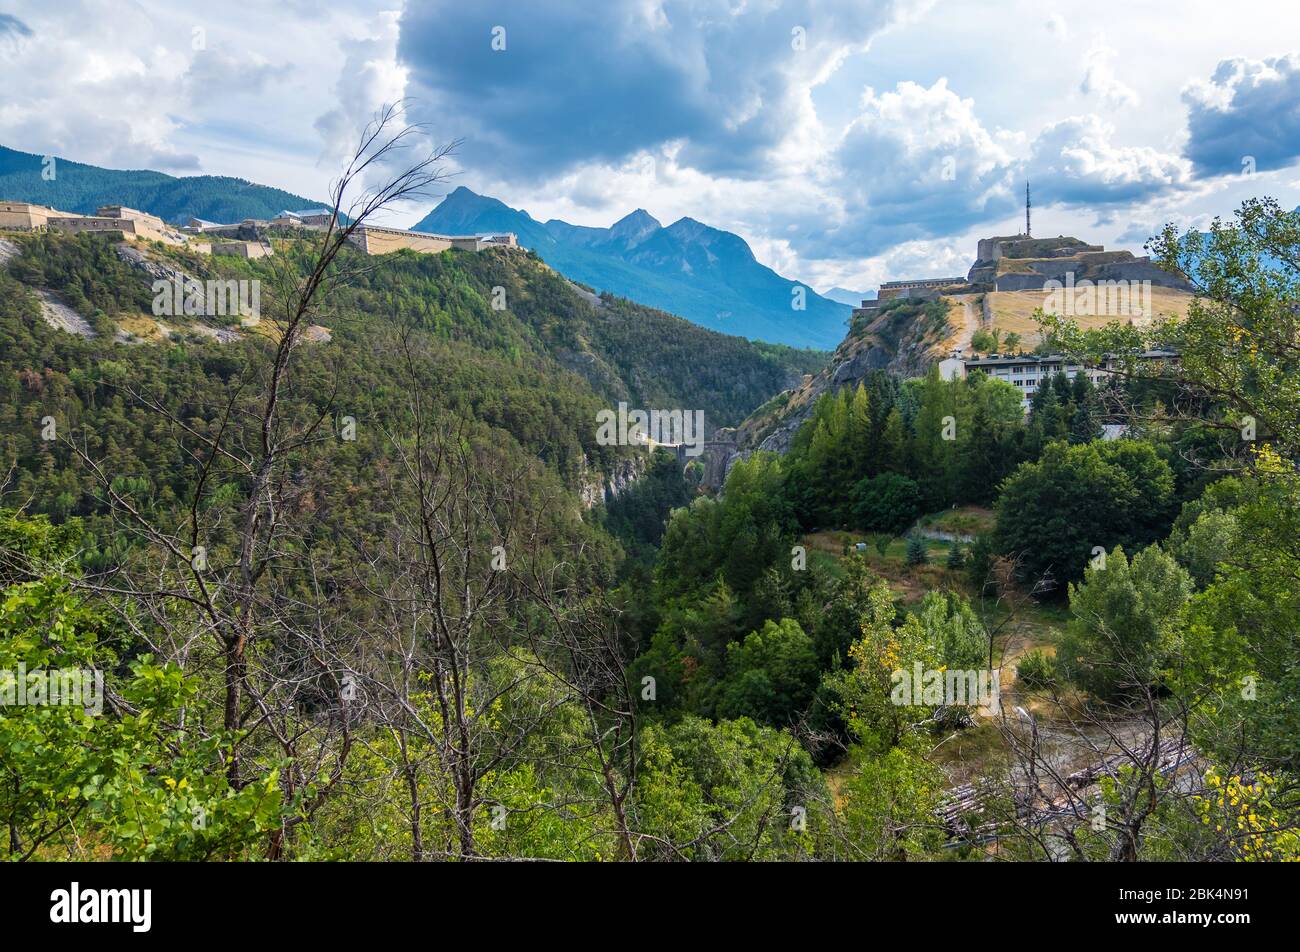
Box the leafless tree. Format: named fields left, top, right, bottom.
left=340, top=333, right=583, bottom=860
left=48, top=103, right=458, bottom=858
left=519, top=568, right=641, bottom=859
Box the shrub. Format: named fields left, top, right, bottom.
left=852, top=473, right=922, bottom=536
left=1016, top=649, right=1058, bottom=689
left=946, top=541, right=964, bottom=569
left=965, top=534, right=994, bottom=592
left=993, top=440, right=1176, bottom=593
left=1057, top=544, right=1192, bottom=701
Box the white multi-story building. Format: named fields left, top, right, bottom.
left=939, top=350, right=1179, bottom=409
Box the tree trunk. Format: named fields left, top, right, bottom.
left=224, top=633, right=245, bottom=787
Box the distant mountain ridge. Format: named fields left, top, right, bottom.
left=0, top=144, right=326, bottom=226
left=0, top=144, right=845, bottom=347
left=413, top=187, right=849, bottom=348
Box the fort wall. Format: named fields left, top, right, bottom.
left=347, top=225, right=518, bottom=255
left=348, top=227, right=455, bottom=255
left=0, top=201, right=78, bottom=230
left=212, top=240, right=273, bottom=259
left=47, top=205, right=185, bottom=245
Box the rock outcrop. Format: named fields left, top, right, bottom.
left=706, top=293, right=953, bottom=484
left=578, top=453, right=646, bottom=509
left=115, top=243, right=211, bottom=311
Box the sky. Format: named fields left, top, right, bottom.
left=2, top=0, right=1300, bottom=294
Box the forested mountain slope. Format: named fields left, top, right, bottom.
left=0, top=225, right=830, bottom=862
left=0, top=144, right=324, bottom=224
left=0, top=232, right=811, bottom=520
left=0, top=199, right=1296, bottom=863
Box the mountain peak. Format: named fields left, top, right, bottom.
left=665, top=216, right=718, bottom=240
left=822, top=286, right=874, bottom=307
left=615, top=208, right=660, bottom=228
left=436, top=185, right=510, bottom=213
left=413, top=187, right=548, bottom=243
left=608, top=208, right=662, bottom=245
left=412, top=188, right=847, bottom=347
left=665, top=216, right=755, bottom=262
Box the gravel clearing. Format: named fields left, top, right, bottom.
left=36, top=289, right=97, bottom=338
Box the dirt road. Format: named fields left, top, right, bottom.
left=947, top=292, right=982, bottom=354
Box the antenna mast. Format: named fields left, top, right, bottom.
left=1025, top=180, right=1032, bottom=237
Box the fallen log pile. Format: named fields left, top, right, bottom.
left=937, top=737, right=1199, bottom=844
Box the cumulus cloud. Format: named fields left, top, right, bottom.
left=0, top=2, right=201, bottom=171
left=392, top=1, right=1203, bottom=269
left=776, top=81, right=1187, bottom=258
left=396, top=0, right=925, bottom=182
left=480, top=71, right=1198, bottom=273
left=1182, top=53, right=1300, bottom=176
left=1027, top=115, right=1192, bottom=206
left=828, top=79, right=1018, bottom=242
left=718, top=77, right=1025, bottom=263
left=544, top=77, right=1025, bottom=264
left=0, top=0, right=409, bottom=197
left=314, top=9, right=410, bottom=165
left=1080, top=44, right=1139, bottom=109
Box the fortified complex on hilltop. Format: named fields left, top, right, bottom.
left=855, top=231, right=1190, bottom=319
left=1, top=200, right=188, bottom=245
left=0, top=200, right=517, bottom=258
left=707, top=193, right=1196, bottom=486
left=854, top=185, right=1191, bottom=320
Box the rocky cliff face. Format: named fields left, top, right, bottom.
left=700, top=297, right=951, bottom=482
left=578, top=453, right=646, bottom=509
left=116, top=242, right=196, bottom=287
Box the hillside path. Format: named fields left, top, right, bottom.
left=947, top=293, right=982, bottom=354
